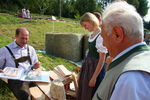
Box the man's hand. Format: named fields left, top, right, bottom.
left=0, top=69, right=3, bottom=72
left=33, top=62, right=40, bottom=69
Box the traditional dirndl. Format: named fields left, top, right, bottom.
left=77, top=57, right=106, bottom=100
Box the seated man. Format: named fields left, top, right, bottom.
left=0, top=27, right=40, bottom=100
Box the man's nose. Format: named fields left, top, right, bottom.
left=85, top=27, right=88, bottom=30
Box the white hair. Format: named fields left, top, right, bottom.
left=102, top=1, right=144, bottom=41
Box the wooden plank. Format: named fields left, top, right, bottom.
left=29, top=86, right=47, bottom=100
left=36, top=82, right=51, bottom=99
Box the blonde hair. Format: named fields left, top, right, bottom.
left=80, top=12, right=99, bottom=29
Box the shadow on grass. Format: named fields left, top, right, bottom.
left=0, top=80, right=16, bottom=100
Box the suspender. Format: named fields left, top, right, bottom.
left=5, top=45, right=32, bottom=68
left=5, top=46, right=19, bottom=68
left=27, top=46, right=32, bottom=65
left=5, top=46, right=16, bottom=60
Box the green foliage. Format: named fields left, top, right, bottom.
left=0, top=0, right=20, bottom=13
left=100, top=0, right=149, bottom=17
left=62, top=0, right=77, bottom=18
left=137, top=0, right=149, bottom=17
left=0, top=0, right=148, bottom=18
left=35, top=0, right=51, bottom=14
left=144, top=20, right=150, bottom=30
left=45, top=0, right=57, bottom=15
left=0, top=0, right=103, bottom=18
left=109, top=0, right=149, bottom=17
left=76, top=0, right=102, bottom=15
left=74, top=12, right=81, bottom=20
left=127, top=0, right=140, bottom=8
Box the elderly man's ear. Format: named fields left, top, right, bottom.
left=112, top=26, right=124, bottom=43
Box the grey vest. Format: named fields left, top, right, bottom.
left=93, top=44, right=150, bottom=100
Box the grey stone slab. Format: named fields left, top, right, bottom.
left=46, top=33, right=84, bottom=62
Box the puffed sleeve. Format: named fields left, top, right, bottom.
left=96, top=35, right=108, bottom=53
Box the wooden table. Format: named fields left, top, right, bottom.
left=31, top=74, right=77, bottom=100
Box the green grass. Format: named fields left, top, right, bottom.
left=0, top=17, right=87, bottom=50
left=0, top=13, right=85, bottom=71
left=0, top=81, right=17, bottom=100
left=0, top=13, right=84, bottom=100
left=37, top=52, right=76, bottom=71
left=31, top=13, right=79, bottom=21
left=0, top=14, right=25, bottom=24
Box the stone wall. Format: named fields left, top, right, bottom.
left=45, top=33, right=84, bottom=62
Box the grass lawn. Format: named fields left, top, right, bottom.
left=0, top=16, right=87, bottom=50
left=0, top=13, right=86, bottom=100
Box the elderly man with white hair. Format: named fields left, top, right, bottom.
left=93, top=1, right=150, bottom=100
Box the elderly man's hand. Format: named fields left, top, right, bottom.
left=0, top=69, right=3, bottom=72
left=33, top=62, right=41, bottom=69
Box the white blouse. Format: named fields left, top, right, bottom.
left=88, top=33, right=108, bottom=54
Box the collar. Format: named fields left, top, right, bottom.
left=89, top=33, right=101, bottom=43
left=108, top=42, right=149, bottom=70
left=89, top=27, right=101, bottom=42
left=113, top=42, right=146, bottom=61
left=12, top=41, right=27, bottom=49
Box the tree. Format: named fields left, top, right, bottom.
left=137, top=0, right=149, bottom=17
left=62, top=0, right=77, bottom=18
left=45, top=0, right=56, bottom=15
left=76, top=0, right=102, bottom=15
left=76, top=0, right=89, bottom=15
left=0, top=0, right=21, bottom=12
left=100, top=0, right=149, bottom=17
left=32, top=0, right=51, bottom=14
left=51, top=0, right=62, bottom=17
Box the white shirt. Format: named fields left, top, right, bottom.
left=110, top=72, right=150, bottom=100
left=110, top=42, right=150, bottom=100
left=22, top=8, right=27, bottom=18
left=0, top=41, right=38, bottom=71
left=88, top=33, right=108, bottom=54
left=26, top=9, right=30, bottom=18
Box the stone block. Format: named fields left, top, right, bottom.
left=46, top=33, right=84, bottom=62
